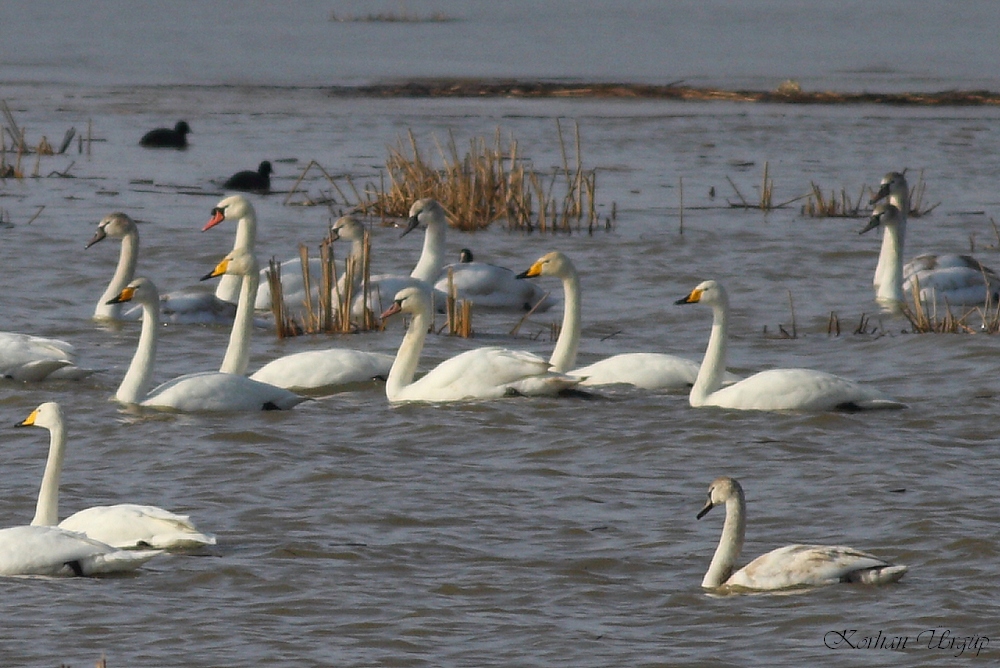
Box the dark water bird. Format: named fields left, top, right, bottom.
left=139, top=121, right=190, bottom=148
left=223, top=160, right=272, bottom=193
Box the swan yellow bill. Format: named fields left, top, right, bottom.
left=517, top=261, right=544, bottom=279
left=202, top=257, right=230, bottom=281
left=108, top=285, right=137, bottom=304
left=16, top=408, right=39, bottom=427
left=676, top=288, right=704, bottom=305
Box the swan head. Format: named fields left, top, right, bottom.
left=518, top=251, right=574, bottom=280
left=86, top=212, right=137, bottom=248
left=201, top=248, right=259, bottom=281
left=860, top=203, right=901, bottom=235
left=676, top=280, right=727, bottom=308
left=401, top=198, right=447, bottom=238
left=107, top=277, right=160, bottom=306
left=330, top=215, right=364, bottom=242
left=16, top=401, right=63, bottom=432
left=696, top=476, right=744, bottom=520
left=869, top=171, right=908, bottom=206
left=204, top=194, right=255, bottom=231
left=380, top=285, right=433, bottom=320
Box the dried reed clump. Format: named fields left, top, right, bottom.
left=903, top=169, right=940, bottom=218
left=267, top=222, right=382, bottom=338
left=726, top=161, right=808, bottom=211
left=897, top=279, right=996, bottom=334
left=2, top=100, right=84, bottom=181
left=358, top=121, right=602, bottom=233
left=801, top=183, right=867, bottom=217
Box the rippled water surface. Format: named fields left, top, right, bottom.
left=2, top=3, right=1000, bottom=667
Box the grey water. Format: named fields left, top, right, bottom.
left=1, top=1, right=999, bottom=666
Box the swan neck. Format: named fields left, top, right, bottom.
left=386, top=309, right=429, bottom=400
left=215, top=212, right=257, bottom=303
left=876, top=223, right=905, bottom=304
left=220, top=267, right=258, bottom=375
left=703, top=494, right=746, bottom=588
left=690, top=298, right=729, bottom=406
left=409, top=220, right=446, bottom=284
left=116, top=299, right=159, bottom=404
left=31, top=420, right=66, bottom=527
left=549, top=266, right=581, bottom=371
left=95, top=231, right=138, bottom=319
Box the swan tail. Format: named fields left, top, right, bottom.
left=849, top=564, right=908, bottom=585
left=80, top=549, right=162, bottom=575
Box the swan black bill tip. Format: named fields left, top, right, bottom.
left=399, top=215, right=420, bottom=238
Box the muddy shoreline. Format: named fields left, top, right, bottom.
left=326, top=79, right=1000, bottom=106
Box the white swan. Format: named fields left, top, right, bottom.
left=380, top=285, right=579, bottom=402
left=697, top=476, right=907, bottom=591
left=0, top=332, right=90, bottom=381
left=518, top=252, right=740, bottom=390
left=356, top=198, right=448, bottom=317
left=0, top=525, right=160, bottom=577
left=435, top=248, right=554, bottom=312
left=17, top=402, right=216, bottom=550
left=87, top=211, right=238, bottom=324
left=868, top=171, right=1000, bottom=306
left=109, top=273, right=306, bottom=412
left=676, top=280, right=904, bottom=411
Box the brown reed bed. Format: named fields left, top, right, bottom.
left=356, top=122, right=604, bottom=233
left=2, top=100, right=86, bottom=180
left=801, top=183, right=867, bottom=217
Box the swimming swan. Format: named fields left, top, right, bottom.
left=868, top=171, right=1000, bottom=306
left=109, top=273, right=306, bottom=412
left=697, top=476, right=907, bottom=591
left=87, top=211, right=237, bottom=324
left=676, top=280, right=904, bottom=411
left=205, top=245, right=393, bottom=392
left=436, top=248, right=554, bottom=312
left=0, top=525, right=160, bottom=577
left=0, top=332, right=90, bottom=381
left=17, top=402, right=216, bottom=550
left=380, top=285, right=579, bottom=402
left=518, top=251, right=739, bottom=390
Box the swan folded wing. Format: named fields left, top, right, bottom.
left=398, top=347, right=568, bottom=402
left=141, top=371, right=307, bottom=412
left=572, top=353, right=702, bottom=390
left=160, top=287, right=238, bottom=325
left=728, top=544, right=907, bottom=590
left=250, top=349, right=394, bottom=391
left=0, top=525, right=160, bottom=577
left=904, top=266, right=1000, bottom=306
left=706, top=369, right=904, bottom=411
left=0, top=333, right=84, bottom=381
left=434, top=264, right=555, bottom=311
left=58, top=505, right=216, bottom=550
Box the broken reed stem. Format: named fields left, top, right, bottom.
left=788, top=289, right=797, bottom=338
left=299, top=244, right=316, bottom=332
left=679, top=176, right=684, bottom=234
left=267, top=258, right=289, bottom=339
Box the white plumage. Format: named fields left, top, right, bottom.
left=697, top=476, right=908, bottom=591
left=17, top=402, right=216, bottom=550
left=676, top=280, right=904, bottom=411
left=380, top=285, right=579, bottom=403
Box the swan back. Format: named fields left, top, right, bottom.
left=0, top=525, right=160, bottom=577
left=381, top=285, right=578, bottom=402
